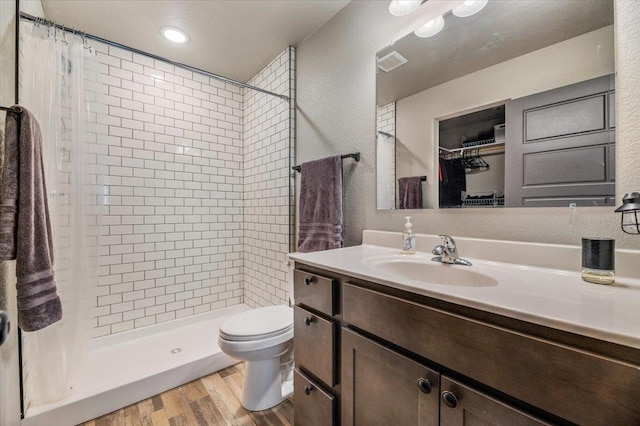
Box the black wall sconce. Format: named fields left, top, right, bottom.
left=615, top=192, right=640, bottom=234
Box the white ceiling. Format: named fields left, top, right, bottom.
left=41, top=0, right=350, bottom=83
left=376, top=0, right=614, bottom=106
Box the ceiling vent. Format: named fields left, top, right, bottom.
left=377, top=51, right=408, bottom=73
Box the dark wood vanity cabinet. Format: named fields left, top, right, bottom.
left=341, top=313, right=546, bottom=426
left=293, top=269, right=339, bottom=425
left=293, top=264, right=640, bottom=426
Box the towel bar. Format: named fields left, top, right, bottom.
left=292, top=152, right=360, bottom=172
left=0, top=105, right=23, bottom=113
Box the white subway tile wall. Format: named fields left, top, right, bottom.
left=93, top=43, right=294, bottom=336
left=376, top=102, right=396, bottom=210
left=243, top=48, right=295, bottom=307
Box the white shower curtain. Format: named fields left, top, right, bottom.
left=18, top=22, right=105, bottom=406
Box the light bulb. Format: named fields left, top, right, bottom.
left=161, top=27, right=189, bottom=44
left=452, top=0, right=488, bottom=18
left=414, top=16, right=445, bottom=38
left=389, top=0, right=422, bottom=17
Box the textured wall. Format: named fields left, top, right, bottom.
left=615, top=1, right=640, bottom=197
left=243, top=48, right=294, bottom=307
left=296, top=0, right=640, bottom=249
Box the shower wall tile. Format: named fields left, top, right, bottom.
left=93, top=42, right=245, bottom=337
left=243, top=48, right=295, bottom=307
left=377, top=102, right=396, bottom=210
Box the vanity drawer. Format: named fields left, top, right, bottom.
left=294, top=305, right=336, bottom=386
left=294, top=269, right=336, bottom=315
left=342, top=283, right=640, bottom=426
left=294, top=369, right=335, bottom=426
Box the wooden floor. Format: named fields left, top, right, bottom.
left=81, top=363, right=293, bottom=426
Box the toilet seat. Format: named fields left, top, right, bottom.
left=219, top=305, right=293, bottom=342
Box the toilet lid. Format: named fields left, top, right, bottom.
left=219, top=305, right=293, bottom=341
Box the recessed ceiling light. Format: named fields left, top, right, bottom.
left=389, top=0, right=422, bottom=17
left=414, top=16, right=445, bottom=38
left=452, top=0, right=488, bottom=18
left=161, top=26, right=189, bottom=44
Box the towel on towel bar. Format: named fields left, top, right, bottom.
left=297, top=155, right=343, bottom=252
left=398, top=176, right=423, bottom=209
left=0, top=107, right=62, bottom=331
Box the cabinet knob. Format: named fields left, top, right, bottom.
left=441, top=391, right=458, bottom=408
left=304, top=276, right=314, bottom=285
left=417, top=378, right=432, bottom=394
left=304, top=385, right=314, bottom=395
left=304, top=316, right=315, bottom=326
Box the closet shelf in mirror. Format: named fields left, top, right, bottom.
left=439, top=141, right=505, bottom=159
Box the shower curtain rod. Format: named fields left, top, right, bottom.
left=19, top=12, right=291, bottom=102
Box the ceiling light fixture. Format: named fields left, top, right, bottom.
left=414, top=16, right=445, bottom=38
left=389, top=0, right=423, bottom=17
left=452, top=0, right=488, bottom=18
left=161, top=26, right=189, bottom=44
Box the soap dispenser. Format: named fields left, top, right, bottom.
left=402, top=216, right=416, bottom=254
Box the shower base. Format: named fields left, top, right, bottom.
left=22, top=304, right=250, bottom=426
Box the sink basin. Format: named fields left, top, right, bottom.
left=365, top=256, right=498, bottom=287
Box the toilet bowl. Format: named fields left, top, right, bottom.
left=218, top=305, right=294, bottom=411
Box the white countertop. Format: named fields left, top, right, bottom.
left=289, top=239, right=640, bottom=350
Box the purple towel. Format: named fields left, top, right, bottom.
left=398, top=176, right=424, bottom=209
left=0, top=107, right=62, bottom=331
left=297, top=155, right=343, bottom=252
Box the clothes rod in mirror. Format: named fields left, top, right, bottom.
left=292, top=152, right=360, bottom=172
left=439, top=142, right=505, bottom=158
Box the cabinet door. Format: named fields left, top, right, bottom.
left=440, top=377, right=547, bottom=426
left=342, top=328, right=440, bottom=426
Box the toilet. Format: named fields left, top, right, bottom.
left=218, top=305, right=294, bottom=411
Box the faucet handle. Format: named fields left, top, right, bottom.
left=438, top=235, right=456, bottom=251
left=432, top=245, right=444, bottom=256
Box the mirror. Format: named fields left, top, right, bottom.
left=376, top=0, right=614, bottom=210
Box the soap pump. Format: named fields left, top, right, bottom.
left=402, top=216, right=416, bottom=254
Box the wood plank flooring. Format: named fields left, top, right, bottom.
left=80, top=363, right=293, bottom=426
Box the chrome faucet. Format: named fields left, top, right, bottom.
left=432, top=235, right=472, bottom=266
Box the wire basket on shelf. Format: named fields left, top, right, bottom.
left=461, top=191, right=504, bottom=208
